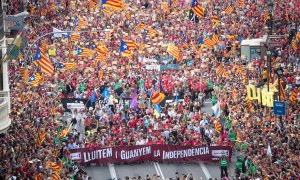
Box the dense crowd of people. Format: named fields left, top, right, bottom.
left=0, top=0, right=299, bottom=179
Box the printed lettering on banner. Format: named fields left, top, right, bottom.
left=70, top=145, right=232, bottom=165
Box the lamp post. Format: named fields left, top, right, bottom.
left=266, top=1, right=274, bottom=92
left=275, top=67, right=284, bottom=128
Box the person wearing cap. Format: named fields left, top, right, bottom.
left=220, top=154, right=228, bottom=178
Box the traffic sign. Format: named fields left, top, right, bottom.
left=273, top=101, right=286, bottom=116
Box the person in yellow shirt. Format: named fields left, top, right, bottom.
left=262, top=67, right=268, bottom=83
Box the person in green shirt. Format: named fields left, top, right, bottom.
left=220, top=154, right=228, bottom=178
left=228, top=129, right=236, bottom=144
left=79, top=82, right=86, bottom=93
left=236, top=158, right=243, bottom=178
left=211, top=93, right=216, bottom=105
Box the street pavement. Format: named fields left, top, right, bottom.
left=80, top=100, right=237, bottom=180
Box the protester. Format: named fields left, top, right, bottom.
left=0, top=0, right=299, bottom=179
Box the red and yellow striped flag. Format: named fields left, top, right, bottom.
left=242, top=72, right=247, bottom=84
left=172, top=0, right=178, bottom=8
left=215, top=118, right=222, bottom=133
left=60, top=123, right=73, bottom=137
left=212, top=34, right=220, bottom=45
left=71, top=33, right=80, bottom=42
left=139, top=43, right=146, bottom=51
left=211, top=16, right=219, bottom=28
left=36, top=130, right=46, bottom=146
left=232, top=89, right=238, bottom=100
left=18, top=53, right=23, bottom=60
left=223, top=70, right=229, bottom=78
left=19, top=92, right=24, bottom=102
left=143, top=27, right=158, bottom=37
left=239, top=0, right=244, bottom=8
left=52, top=173, right=60, bottom=180
left=245, top=97, right=254, bottom=112
left=40, top=8, right=47, bottom=16
left=88, top=0, right=97, bottom=9
left=49, top=161, right=62, bottom=173
left=204, top=38, right=215, bottom=48
left=98, top=70, right=103, bottom=79
left=292, top=39, right=297, bottom=50
left=192, top=0, right=204, bottom=18
left=102, top=0, right=126, bottom=11
left=161, top=2, right=170, bottom=14
left=279, top=80, right=285, bottom=101
left=136, top=23, right=147, bottom=31
left=216, top=65, right=224, bottom=76
left=123, top=40, right=138, bottom=50
left=263, top=11, right=269, bottom=23
left=225, top=6, right=234, bottom=15
left=290, top=86, right=298, bottom=103
left=167, top=44, right=180, bottom=60
left=125, top=11, right=131, bottom=20
left=96, top=44, right=109, bottom=56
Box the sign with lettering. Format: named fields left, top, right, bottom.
left=273, top=101, right=286, bottom=116
left=246, top=84, right=275, bottom=107
left=5, top=16, right=25, bottom=30
left=69, top=145, right=232, bottom=165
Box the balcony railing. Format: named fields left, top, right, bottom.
left=0, top=91, right=11, bottom=133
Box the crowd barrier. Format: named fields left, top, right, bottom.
left=70, top=145, right=232, bottom=165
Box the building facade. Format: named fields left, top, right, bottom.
left=0, top=0, right=11, bottom=133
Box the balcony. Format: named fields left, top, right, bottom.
left=0, top=91, right=10, bottom=133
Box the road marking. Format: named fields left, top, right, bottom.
left=153, top=162, right=165, bottom=180
left=108, top=163, right=117, bottom=180
left=199, top=163, right=211, bottom=179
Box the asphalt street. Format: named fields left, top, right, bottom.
left=84, top=100, right=238, bottom=180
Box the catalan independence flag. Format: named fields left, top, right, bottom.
left=191, top=0, right=204, bottom=18
left=38, top=40, right=48, bottom=52
left=58, top=62, right=76, bottom=70
left=74, top=16, right=88, bottom=30
left=181, top=36, right=188, bottom=47
left=123, top=40, right=138, bottom=50
left=28, top=73, right=43, bottom=86
left=167, top=44, right=180, bottom=60
left=136, top=23, right=147, bottom=31
left=34, top=48, right=54, bottom=76
left=101, top=0, right=126, bottom=11
left=34, top=162, right=42, bottom=180
left=143, top=27, right=157, bottom=37
left=94, top=52, right=106, bottom=63
left=77, top=47, right=94, bottom=57
left=120, top=40, right=137, bottom=57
